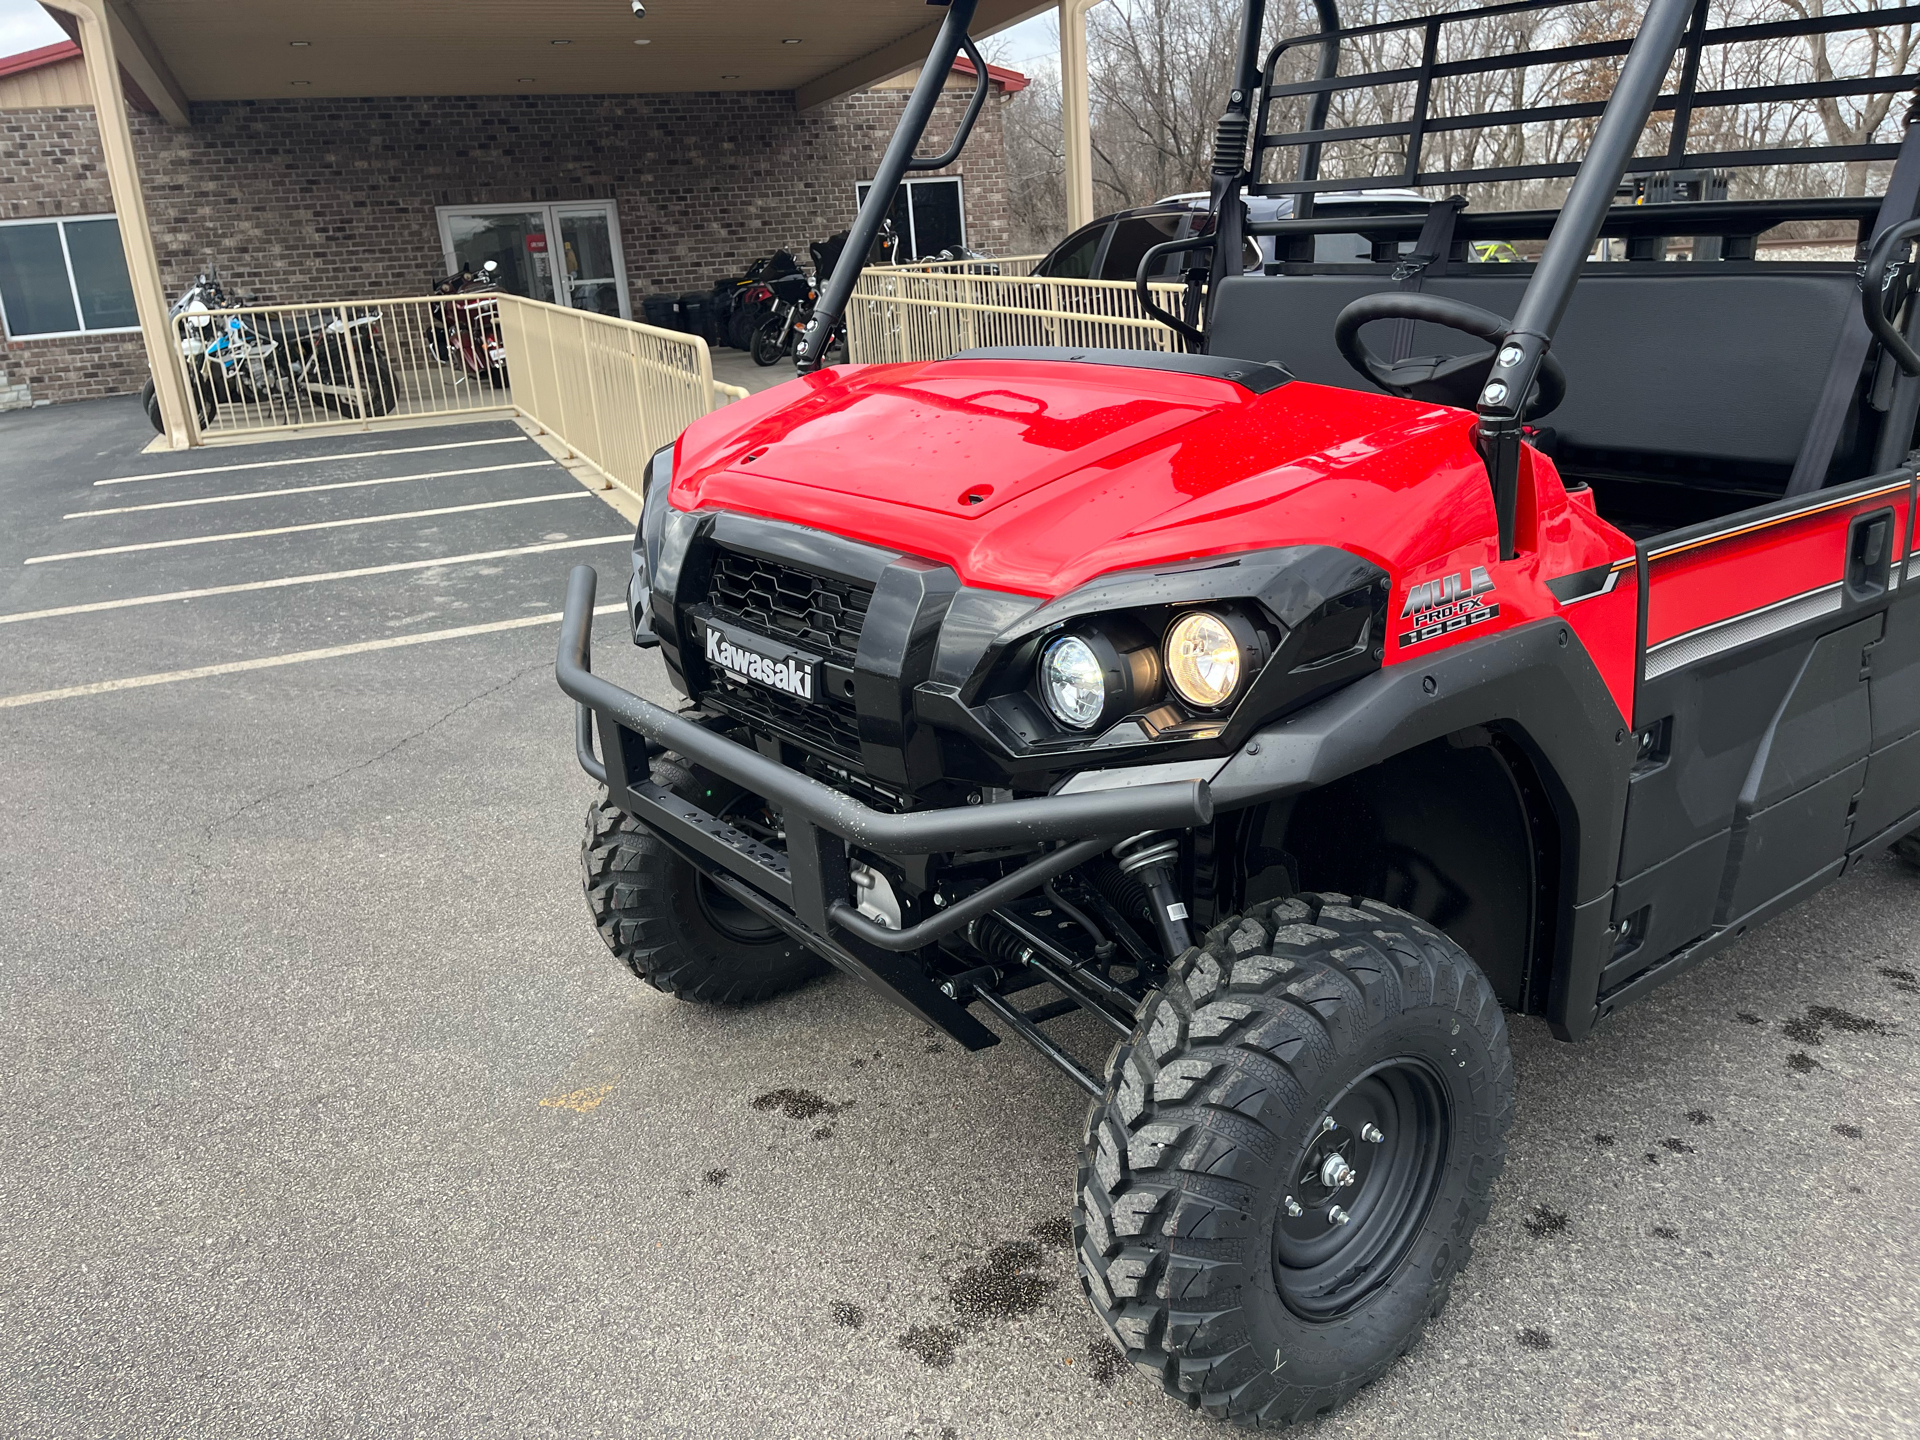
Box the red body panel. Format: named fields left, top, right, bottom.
left=672, top=357, right=1640, bottom=721
left=1645, top=478, right=1909, bottom=649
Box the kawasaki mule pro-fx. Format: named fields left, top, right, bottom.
left=557, top=0, right=1920, bottom=1424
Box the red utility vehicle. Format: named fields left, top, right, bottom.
left=558, top=0, right=1920, bottom=1425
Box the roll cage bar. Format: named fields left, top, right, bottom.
left=797, top=0, right=990, bottom=370
left=803, top=0, right=1920, bottom=549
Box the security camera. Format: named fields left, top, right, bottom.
left=631, top=1, right=645, bottom=16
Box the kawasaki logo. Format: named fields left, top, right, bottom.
left=1398, top=565, right=1499, bottom=648
left=705, top=626, right=815, bottom=700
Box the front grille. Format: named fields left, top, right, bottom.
left=707, top=548, right=872, bottom=662
left=707, top=677, right=864, bottom=760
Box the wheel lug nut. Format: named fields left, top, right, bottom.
left=1285, top=1195, right=1303, bottom=1218
left=1361, top=1123, right=1385, bottom=1144
left=1320, top=1153, right=1356, bottom=1189
left=1328, top=1205, right=1351, bottom=1226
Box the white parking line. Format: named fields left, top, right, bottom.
left=0, top=535, right=632, bottom=626
left=67, top=460, right=556, bottom=519
left=25, top=492, right=591, bottom=565
left=0, top=605, right=623, bottom=710
left=95, top=435, right=532, bottom=486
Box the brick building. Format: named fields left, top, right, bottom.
left=0, top=29, right=1025, bottom=409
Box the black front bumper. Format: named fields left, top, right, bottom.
left=556, top=566, right=1213, bottom=1047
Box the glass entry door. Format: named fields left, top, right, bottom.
left=436, top=202, right=629, bottom=319
left=441, top=209, right=556, bottom=303
left=555, top=208, right=625, bottom=317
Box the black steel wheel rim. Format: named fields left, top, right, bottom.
left=1271, top=1058, right=1450, bottom=1321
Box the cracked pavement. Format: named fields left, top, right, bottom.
left=2, top=398, right=1917, bottom=1439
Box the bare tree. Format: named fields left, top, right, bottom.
left=998, top=64, right=1069, bottom=253
left=990, top=0, right=1908, bottom=257
left=1086, top=0, right=1249, bottom=205
left=1782, top=0, right=1914, bottom=194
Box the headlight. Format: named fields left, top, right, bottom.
left=1165, top=611, right=1243, bottom=709
left=1036, top=624, right=1161, bottom=733
left=1040, top=635, right=1106, bottom=730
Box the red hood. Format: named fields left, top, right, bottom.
left=671, top=357, right=1500, bottom=598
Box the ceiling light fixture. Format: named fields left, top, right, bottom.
left=517, top=77, right=537, bottom=83
left=633, top=37, right=651, bottom=44
left=782, top=38, right=802, bottom=44
left=721, top=74, right=739, bottom=79
left=289, top=40, right=310, bottom=47
left=289, top=80, right=311, bottom=86
left=551, top=39, right=572, bottom=45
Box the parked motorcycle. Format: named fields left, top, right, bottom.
left=720, top=248, right=802, bottom=350
left=432, top=260, right=508, bottom=388
left=139, top=272, right=229, bottom=432
left=749, top=271, right=818, bottom=367
left=141, top=270, right=396, bottom=433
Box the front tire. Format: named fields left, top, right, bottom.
left=580, top=760, right=829, bottom=1004
left=1077, top=893, right=1513, bottom=1428
left=750, top=316, right=787, bottom=366
left=141, top=372, right=219, bottom=432
left=362, top=352, right=397, bottom=415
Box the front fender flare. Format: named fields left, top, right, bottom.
left=1209, top=618, right=1632, bottom=1041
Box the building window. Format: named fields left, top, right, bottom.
left=0, top=215, right=138, bottom=339
left=854, top=177, right=967, bottom=260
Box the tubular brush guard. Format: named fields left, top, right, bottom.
left=554, top=565, right=1213, bottom=1046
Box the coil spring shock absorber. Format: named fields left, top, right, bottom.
left=1112, top=832, right=1191, bottom=959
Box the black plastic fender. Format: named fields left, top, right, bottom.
left=1208, top=618, right=1632, bottom=1040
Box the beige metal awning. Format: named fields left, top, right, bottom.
left=35, top=0, right=1093, bottom=450
left=45, top=0, right=1054, bottom=116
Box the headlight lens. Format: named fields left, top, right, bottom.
left=1040, top=635, right=1107, bottom=730
left=1165, top=611, right=1242, bottom=708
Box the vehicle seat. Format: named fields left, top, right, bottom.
left=1207, top=267, right=1862, bottom=511
left=264, top=312, right=321, bottom=339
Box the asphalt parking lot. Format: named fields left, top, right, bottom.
left=2, top=395, right=1917, bottom=1439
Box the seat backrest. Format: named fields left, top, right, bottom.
left=1208, top=268, right=1858, bottom=469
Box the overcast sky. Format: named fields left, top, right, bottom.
left=989, top=10, right=1060, bottom=80
left=0, top=0, right=62, bottom=59
left=0, top=0, right=1059, bottom=78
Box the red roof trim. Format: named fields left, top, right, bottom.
left=951, top=54, right=1030, bottom=94
left=0, top=40, right=82, bottom=80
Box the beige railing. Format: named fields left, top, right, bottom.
left=169, top=295, right=515, bottom=440
left=497, top=295, right=743, bottom=501
left=896, top=254, right=1045, bottom=277
left=844, top=269, right=1185, bottom=365
left=169, top=293, right=743, bottom=502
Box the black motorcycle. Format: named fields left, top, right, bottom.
left=717, top=248, right=802, bottom=350
left=749, top=271, right=819, bottom=367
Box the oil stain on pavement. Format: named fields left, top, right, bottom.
left=750, top=1086, right=843, bottom=1121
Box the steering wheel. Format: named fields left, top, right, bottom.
left=1333, top=293, right=1566, bottom=419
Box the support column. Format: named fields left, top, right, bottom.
left=1060, top=0, right=1101, bottom=233
left=43, top=0, right=191, bottom=448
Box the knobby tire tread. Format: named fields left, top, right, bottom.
left=580, top=763, right=826, bottom=1006
left=1074, top=892, right=1513, bottom=1429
